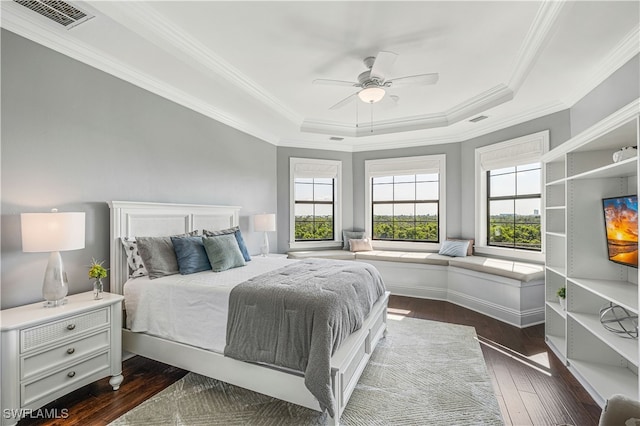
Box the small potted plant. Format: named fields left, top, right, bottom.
left=557, top=286, right=566, bottom=311
left=89, top=258, right=108, bottom=300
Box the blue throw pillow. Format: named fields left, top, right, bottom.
left=438, top=240, right=470, bottom=257
left=171, top=236, right=211, bottom=274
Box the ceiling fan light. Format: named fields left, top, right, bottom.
left=358, top=87, right=386, bottom=103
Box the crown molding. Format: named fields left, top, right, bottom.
left=89, top=2, right=302, bottom=126
left=561, top=24, right=640, bottom=107
left=508, top=0, right=569, bottom=92
left=1, top=3, right=279, bottom=145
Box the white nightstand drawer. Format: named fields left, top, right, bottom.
left=22, top=351, right=110, bottom=407
left=21, top=330, right=110, bottom=380
left=21, top=308, right=109, bottom=353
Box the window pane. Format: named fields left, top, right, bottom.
left=314, top=184, right=333, bottom=201
left=394, top=183, right=415, bottom=201
left=517, top=163, right=540, bottom=172
left=314, top=178, right=333, bottom=185
left=394, top=203, right=415, bottom=217
left=372, top=183, right=393, bottom=201
left=394, top=222, right=416, bottom=240
left=373, top=203, right=393, bottom=216
left=295, top=203, right=313, bottom=217
left=515, top=223, right=541, bottom=250
left=373, top=222, right=394, bottom=239
left=313, top=222, right=333, bottom=239
left=416, top=203, right=438, bottom=217
left=490, top=173, right=516, bottom=197
left=373, top=176, right=393, bottom=184
left=489, top=199, right=514, bottom=217
left=490, top=166, right=516, bottom=176
left=489, top=223, right=515, bottom=247
left=416, top=173, right=438, bottom=182
left=515, top=198, right=541, bottom=218
left=416, top=222, right=438, bottom=240
left=516, top=169, right=541, bottom=196
left=416, top=182, right=438, bottom=200
left=295, top=178, right=313, bottom=184
left=394, top=175, right=415, bottom=183
left=315, top=204, right=333, bottom=217
left=295, top=183, right=313, bottom=201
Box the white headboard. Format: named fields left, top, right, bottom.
left=108, top=201, right=241, bottom=295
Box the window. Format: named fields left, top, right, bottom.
left=289, top=158, right=342, bottom=248
left=294, top=177, right=334, bottom=241
left=366, top=155, right=446, bottom=250
left=487, top=164, right=541, bottom=250
left=475, top=131, right=548, bottom=259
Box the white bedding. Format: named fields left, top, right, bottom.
left=124, top=256, right=296, bottom=353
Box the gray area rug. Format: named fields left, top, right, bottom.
left=110, top=317, right=503, bottom=425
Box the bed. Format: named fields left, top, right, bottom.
left=109, top=201, right=390, bottom=424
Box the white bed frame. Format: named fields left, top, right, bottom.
left=108, top=201, right=389, bottom=424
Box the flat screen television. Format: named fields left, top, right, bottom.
left=602, top=195, right=638, bottom=268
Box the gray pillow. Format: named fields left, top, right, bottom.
left=203, top=234, right=246, bottom=272
left=136, top=231, right=199, bottom=279
left=343, top=230, right=366, bottom=250
left=203, top=227, right=251, bottom=262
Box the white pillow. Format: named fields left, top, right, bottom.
left=438, top=240, right=470, bottom=257
left=349, top=238, right=373, bottom=252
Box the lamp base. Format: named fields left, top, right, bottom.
left=43, top=298, right=68, bottom=308
left=42, top=251, right=69, bottom=308
left=260, top=231, right=270, bottom=257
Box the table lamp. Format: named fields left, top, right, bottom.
left=253, top=213, right=276, bottom=256
left=21, top=209, right=86, bottom=307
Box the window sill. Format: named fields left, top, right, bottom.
left=473, top=246, right=544, bottom=263
left=371, top=240, right=440, bottom=252
left=289, top=240, right=343, bottom=250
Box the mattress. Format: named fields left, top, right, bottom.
left=123, top=256, right=296, bottom=353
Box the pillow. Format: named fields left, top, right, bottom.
left=171, top=236, right=211, bottom=275
left=203, top=234, right=246, bottom=272
left=447, top=238, right=474, bottom=256
left=136, top=236, right=181, bottom=279
left=203, top=227, right=251, bottom=262
left=120, top=237, right=148, bottom=278
left=349, top=238, right=373, bottom=252
left=438, top=240, right=470, bottom=257
left=343, top=230, right=366, bottom=251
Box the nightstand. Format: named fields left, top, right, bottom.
left=0, top=292, right=124, bottom=426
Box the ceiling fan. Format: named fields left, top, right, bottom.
left=313, top=51, right=439, bottom=110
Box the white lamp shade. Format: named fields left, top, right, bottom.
left=254, top=213, right=276, bottom=232
left=358, top=87, right=386, bottom=103
left=21, top=212, right=85, bottom=252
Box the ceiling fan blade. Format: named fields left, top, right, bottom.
left=329, top=93, right=357, bottom=110
left=388, top=73, right=439, bottom=87
left=369, top=51, right=398, bottom=81
left=313, top=79, right=359, bottom=87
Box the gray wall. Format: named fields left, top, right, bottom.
left=1, top=30, right=278, bottom=309
left=570, top=55, right=640, bottom=136
left=276, top=147, right=353, bottom=251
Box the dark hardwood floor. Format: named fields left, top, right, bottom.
left=18, top=295, right=601, bottom=425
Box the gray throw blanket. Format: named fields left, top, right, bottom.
left=224, top=258, right=386, bottom=417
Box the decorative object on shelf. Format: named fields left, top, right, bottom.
left=602, top=195, right=638, bottom=268
left=20, top=209, right=86, bottom=307
left=599, top=302, right=638, bottom=339
left=253, top=213, right=276, bottom=257
left=88, top=258, right=108, bottom=300
left=557, top=286, right=566, bottom=311
left=612, top=146, right=637, bottom=163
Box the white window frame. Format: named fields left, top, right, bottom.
left=289, top=157, right=343, bottom=250
left=365, top=154, right=446, bottom=251
left=474, top=131, right=549, bottom=262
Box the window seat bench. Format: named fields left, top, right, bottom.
left=287, top=250, right=545, bottom=328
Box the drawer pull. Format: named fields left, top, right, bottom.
left=66, top=324, right=76, bottom=330
left=67, top=371, right=76, bottom=378
left=66, top=348, right=75, bottom=355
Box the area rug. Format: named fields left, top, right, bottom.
left=109, top=317, right=503, bottom=425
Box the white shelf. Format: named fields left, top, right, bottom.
left=546, top=334, right=566, bottom=360
left=569, top=359, right=638, bottom=402
left=545, top=206, right=566, bottom=210
left=568, top=277, right=638, bottom=313
left=546, top=265, right=566, bottom=277
left=568, top=156, right=637, bottom=181
left=546, top=300, right=567, bottom=318
left=545, top=231, right=566, bottom=238
left=569, top=311, right=638, bottom=366
left=546, top=178, right=567, bottom=186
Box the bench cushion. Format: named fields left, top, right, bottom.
left=447, top=256, right=544, bottom=282
left=287, top=250, right=356, bottom=260
left=355, top=250, right=450, bottom=266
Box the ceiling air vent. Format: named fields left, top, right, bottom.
left=329, top=137, right=344, bottom=142
left=14, top=0, right=93, bottom=29
left=469, top=115, right=488, bottom=123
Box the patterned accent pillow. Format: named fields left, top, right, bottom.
left=121, top=237, right=148, bottom=278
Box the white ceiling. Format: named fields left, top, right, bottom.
left=2, top=1, right=639, bottom=151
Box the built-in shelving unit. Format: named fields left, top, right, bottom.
left=542, top=100, right=639, bottom=407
